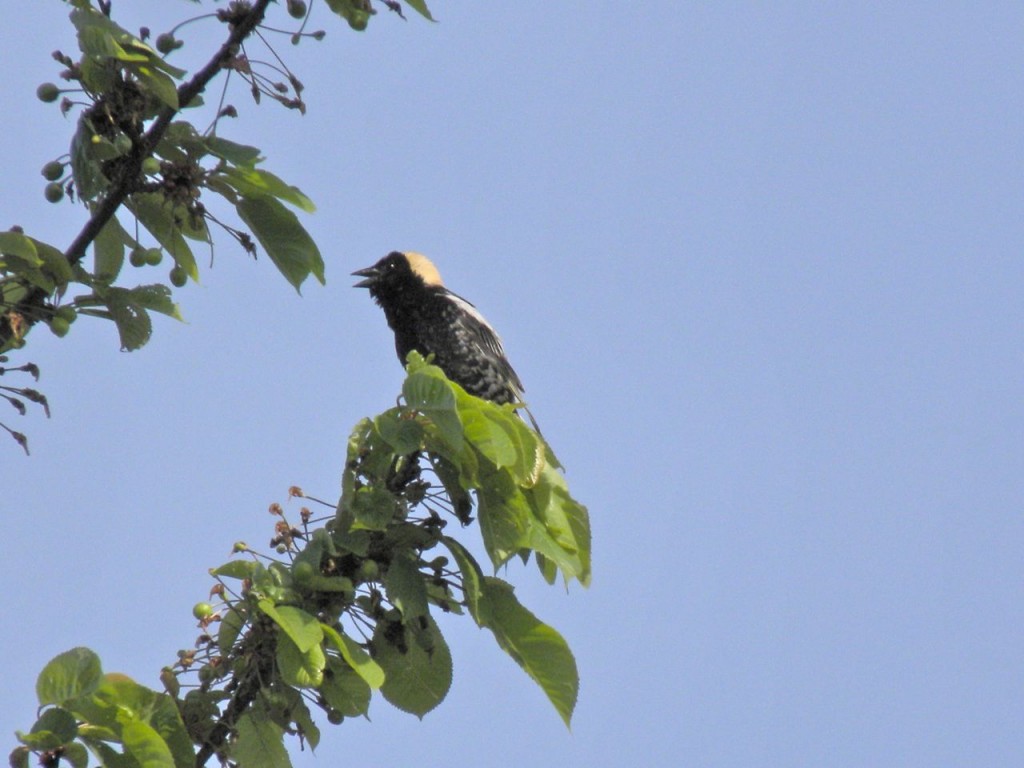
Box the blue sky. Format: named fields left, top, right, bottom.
left=3, top=2, right=1022, bottom=766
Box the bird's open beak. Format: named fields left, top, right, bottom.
left=352, top=266, right=379, bottom=288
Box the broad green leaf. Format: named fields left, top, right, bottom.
left=321, top=624, right=384, bottom=689
left=17, top=708, right=78, bottom=750
left=96, top=676, right=193, bottom=768
left=404, top=0, right=435, bottom=20
left=373, top=615, right=452, bottom=718
left=32, top=239, right=75, bottom=287
left=374, top=409, right=425, bottom=454
left=127, top=194, right=198, bottom=280
left=36, top=648, right=102, bottom=706
left=105, top=287, right=152, bottom=351
left=210, top=560, right=256, bottom=580
left=204, top=136, right=263, bottom=167
left=130, top=63, right=179, bottom=109
left=0, top=232, right=40, bottom=264
left=236, top=195, right=325, bottom=292
left=233, top=711, right=291, bottom=768
left=93, top=216, right=129, bottom=283
left=273, top=687, right=320, bottom=750
left=383, top=554, right=429, bottom=620
left=441, top=537, right=485, bottom=623
left=126, top=284, right=183, bottom=320
left=118, top=717, right=175, bottom=768
left=460, top=406, right=518, bottom=471
left=320, top=656, right=371, bottom=717
left=275, top=633, right=325, bottom=688
left=70, top=119, right=106, bottom=202
left=476, top=470, right=531, bottom=569
left=480, top=577, right=578, bottom=727
left=403, top=368, right=463, bottom=451
left=324, top=0, right=374, bottom=30
left=222, top=167, right=315, bottom=212
left=218, top=606, right=248, bottom=652
left=62, top=743, right=89, bottom=768
left=257, top=602, right=322, bottom=653
left=351, top=485, right=400, bottom=531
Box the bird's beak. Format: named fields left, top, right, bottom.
left=352, top=266, right=379, bottom=288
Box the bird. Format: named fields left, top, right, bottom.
left=353, top=251, right=539, bottom=429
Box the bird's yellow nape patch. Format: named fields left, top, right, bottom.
left=404, top=252, right=444, bottom=287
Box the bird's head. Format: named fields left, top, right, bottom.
left=352, top=251, right=444, bottom=298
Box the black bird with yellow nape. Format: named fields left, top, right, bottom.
left=353, top=251, right=539, bottom=430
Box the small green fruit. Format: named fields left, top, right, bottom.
left=155, top=33, right=177, bottom=54
left=55, top=306, right=77, bottom=324
left=141, top=156, right=161, bottom=175
left=44, top=182, right=64, bottom=203
left=145, top=248, right=163, bottom=266
left=357, top=559, right=380, bottom=581
left=36, top=83, right=60, bottom=103
left=49, top=316, right=70, bottom=337
left=293, top=561, right=315, bottom=585
left=169, top=265, right=187, bottom=287
left=326, top=710, right=344, bottom=725
left=192, top=602, right=214, bottom=620
left=41, top=161, right=65, bottom=181
left=287, top=0, right=308, bottom=19
left=129, top=247, right=147, bottom=267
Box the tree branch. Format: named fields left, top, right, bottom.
left=64, top=0, right=273, bottom=265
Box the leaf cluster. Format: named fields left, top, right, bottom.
left=12, top=359, right=589, bottom=768
left=1, top=0, right=433, bottom=451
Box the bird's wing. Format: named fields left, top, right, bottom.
left=445, top=289, right=526, bottom=394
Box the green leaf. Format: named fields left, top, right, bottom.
left=128, top=63, right=178, bottom=109
left=384, top=554, right=429, bottom=621
left=373, top=615, right=452, bottom=718
left=32, top=239, right=75, bottom=287
left=321, top=624, right=384, bottom=689
left=275, top=633, right=325, bottom=688
left=320, top=656, right=370, bottom=717
left=62, top=743, right=89, bottom=768
left=217, top=606, right=248, bottom=652
left=119, top=717, right=175, bottom=768
left=233, top=711, right=291, bottom=768
left=479, top=577, right=578, bottom=727
left=403, top=367, right=463, bottom=452
left=127, top=194, right=198, bottom=280
left=403, top=0, right=435, bottom=21
left=257, top=602, right=323, bottom=653
left=126, top=284, right=183, bottom=320
left=221, top=167, right=315, bottom=212
left=323, top=0, right=374, bottom=30
left=476, top=470, right=531, bottom=570
left=36, top=648, right=103, bottom=707
left=105, top=287, right=153, bottom=351
left=236, top=195, right=325, bottom=293
left=374, top=409, right=425, bottom=454
left=203, top=136, right=263, bottom=167
left=351, top=485, right=400, bottom=531
left=93, top=216, right=129, bottom=283
left=70, top=118, right=106, bottom=202
left=0, top=232, right=40, bottom=264
left=210, top=560, right=256, bottom=580
left=441, top=537, right=485, bottom=622
left=17, top=708, right=78, bottom=750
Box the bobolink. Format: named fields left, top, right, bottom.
left=353, top=251, right=537, bottom=427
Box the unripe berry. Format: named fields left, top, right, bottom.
left=49, top=316, right=70, bottom=337
left=44, top=182, right=64, bottom=203
left=169, top=265, right=187, bottom=287
left=145, top=248, right=163, bottom=266
left=287, top=0, right=308, bottom=19
left=155, top=33, right=177, bottom=54
left=36, top=83, right=60, bottom=102
left=41, top=161, right=64, bottom=181
left=129, top=247, right=147, bottom=268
